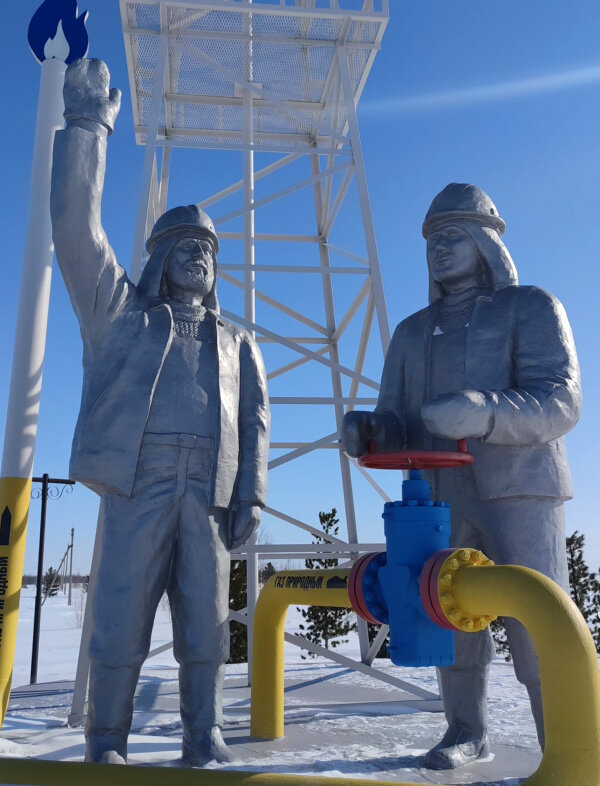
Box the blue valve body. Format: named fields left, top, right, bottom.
left=361, top=470, right=455, bottom=668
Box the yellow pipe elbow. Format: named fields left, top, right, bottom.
left=251, top=569, right=352, bottom=740
left=450, top=563, right=600, bottom=786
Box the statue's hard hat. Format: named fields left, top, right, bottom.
left=422, top=183, right=505, bottom=237
left=146, top=204, right=219, bottom=254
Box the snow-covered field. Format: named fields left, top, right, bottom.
left=0, top=587, right=543, bottom=784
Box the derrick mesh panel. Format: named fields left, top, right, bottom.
left=124, top=1, right=386, bottom=149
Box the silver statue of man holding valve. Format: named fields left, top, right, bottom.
left=342, top=183, right=581, bottom=769
left=51, top=59, right=270, bottom=766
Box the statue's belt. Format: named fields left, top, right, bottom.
left=142, top=433, right=214, bottom=450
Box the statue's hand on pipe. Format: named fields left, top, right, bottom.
left=421, top=390, right=494, bottom=440
left=340, top=411, right=386, bottom=457
left=229, top=504, right=262, bottom=550
left=63, top=58, right=121, bottom=135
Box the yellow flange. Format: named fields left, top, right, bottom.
left=436, top=548, right=496, bottom=632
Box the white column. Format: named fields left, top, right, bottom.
left=1, top=58, right=66, bottom=480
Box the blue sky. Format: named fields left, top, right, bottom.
left=1, top=0, right=599, bottom=576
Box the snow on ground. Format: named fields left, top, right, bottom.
left=0, top=586, right=543, bottom=784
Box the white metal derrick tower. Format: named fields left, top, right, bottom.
left=93, top=0, right=438, bottom=706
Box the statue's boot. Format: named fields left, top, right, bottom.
left=179, top=663, right=235, bottom=766
left=526, top=680, right=545, bottom=749
left=423, top=724, right=490, bottom=770
left=85, top=663, right=139, bottom=764
left=424, top=666, right=489, bottom=770
left=181, top=725, right=234, bottom=767
left=96, top=750, right=127, bottom=765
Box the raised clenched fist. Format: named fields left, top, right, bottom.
left=63, top=58, right=121, bottom=135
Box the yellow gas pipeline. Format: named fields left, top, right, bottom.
left=249, top=553, right=600, bottom=786
left=0, top=758, right=418, bottom=785
left=1, top=556, right=599, bottom=785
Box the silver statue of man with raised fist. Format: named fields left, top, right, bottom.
left=51, top=59, right=270, bottom=767
left=342, top=183, right=581, bottom=769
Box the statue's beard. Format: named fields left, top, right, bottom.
left=180, top=271, right=211, bottom=295
left=162, top=269, right=214, bottom=301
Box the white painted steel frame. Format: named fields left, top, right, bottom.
left=130, top=31, right=169, bottom=281
left=241, top=4, right=260, bottom=680
left=133, top=0, right=392, bottom=673
left=70, top=0, right=433, bottom=724
left=122, top=0, right=389, bottom=20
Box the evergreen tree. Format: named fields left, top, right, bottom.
left=490, top=617, right=511, bottom=661
left=568, top=531, right=595, bottom=616
left=43, top=567, right=60, bottom=597
left=297, top=509, right=356, bottom=658
left=591, top=580, right=600, bottom=653
left=566, top=530, right=600, bottom=650
left=228, top=559, right=248, bottom=663
left=259, top=561, right=276, bottom=585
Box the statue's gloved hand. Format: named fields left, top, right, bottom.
left=229, top=505, right=262, bottom=550
left=421, top=390, right=493, bottom=440
left=341, top=411, right=385, bottom=457
left=63, top=58, right=121, bottom=135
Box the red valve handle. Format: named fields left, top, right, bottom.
left=360, top=438, right=473, bottom=470
left=367, top=439, right=467, bottom=455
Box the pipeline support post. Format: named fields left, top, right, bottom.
left=251, top=569, right=352, bottom=740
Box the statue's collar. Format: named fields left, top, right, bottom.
left=167, top=300, right=208, bottom=322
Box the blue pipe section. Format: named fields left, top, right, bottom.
left=361, top=470, right=455, bottom=667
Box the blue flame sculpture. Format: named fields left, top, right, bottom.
left=28, top=0, right=89, bottom=65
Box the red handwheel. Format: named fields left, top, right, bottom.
left=359, top=439, right=473, bottom=471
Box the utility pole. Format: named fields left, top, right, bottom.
left=68, top=528, right=74, bottom=605
left=30, top=475, right=75, bottom=685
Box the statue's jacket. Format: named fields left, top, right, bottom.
left=51, top=126, right=269, bottom=504
left=376, top=286, right=581, bottom=500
